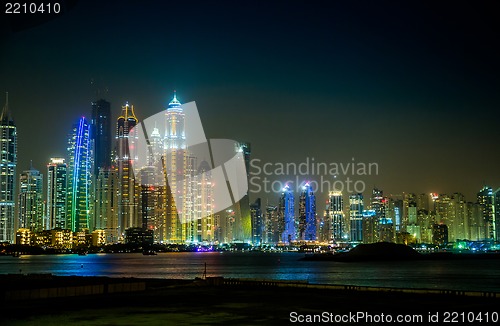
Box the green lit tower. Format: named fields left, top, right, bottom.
left=67, top=117, right=93, bottom=232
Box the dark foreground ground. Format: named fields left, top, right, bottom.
left=1, top=276, right=499, bottom=326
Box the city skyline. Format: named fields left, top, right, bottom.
left=1, top=3, right=499, bottom=324
left=1, top=1, right=499, bottom=203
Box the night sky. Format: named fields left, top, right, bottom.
left=1, top=0, right=499, bottom=205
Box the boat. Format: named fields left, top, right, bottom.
left=77, top=251, right=88, bottom=256
left=142, top=249, right=157, bottom=255
left=11, top=252, right=21, bottom=258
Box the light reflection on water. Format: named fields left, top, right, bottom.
left=1, top=252, right=499, bottom=292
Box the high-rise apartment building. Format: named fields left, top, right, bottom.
left=47, top=158, right=67, bottom=229
left=279, top=184, right=295, bottom=244
left=94, top=168, right=119, bottom=243
left=477, top=186, right=495, bottom=240
left=327, top=191, right=344, bottom=241
left=18, top=166, right=44, bottom=232
left=250, top=198, right=262, bottom=245
left=298, top=182, right=316, bottom=241
left=349, top=193, right=364, bottom=242
left=0, top=93, right=17, bottom=242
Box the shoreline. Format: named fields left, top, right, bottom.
left=2, top=274, right=499, bottom=300
left=2, top=275, right=499, bottom=325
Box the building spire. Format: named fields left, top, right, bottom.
left=1, top=92, right=10, bottom=122
left=118, top=101, right=138, bottom=122
left=168, top=90, right=181, bottom=109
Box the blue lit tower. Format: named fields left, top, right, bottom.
left=164, top=91, right=186, bottom=242
left=349, top=193, right=364, bottom=242
left=67, top=117, right=93, bottom=232
left=279, top=184, right=295, bottom=244
left=0, top=93, right=17, bottom=242
left=299, top=182, right=316, bottom=241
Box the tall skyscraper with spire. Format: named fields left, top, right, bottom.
left=163, top=92, right=186, bottom=242
left=116, top=102, right=139, bottom=237
left=67, top=117, right=93, bottom=232
left=0, top=93, right=17, bottom=242
left=47, top=158, right=67, bottom=229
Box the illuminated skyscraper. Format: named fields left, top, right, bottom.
left=434, top=194, right=451, bottom=225
left=432, top=223, right=448, bottom=245
left=402, top=192, right=416, bottom=230
left=194, top=160, right=214, bottom=243
left=116, top=102, right=139, bottom=236
left=349, top=193, right=364, bottom=242
left=278, top=184, right=295, bottom=244
left=416, top=193, right=430, bottom=212
left=250, top=198, right=262, bottom=245
left=327, top=191, right=344, bottom=241
left=91, top=99, right=112, bottom=175
left=406, top=201, right=420, bottom=243
left=477, top=186, right=495, bottom=240
left=232, top=142, right=252, bottom=243
left=467, top=202, right=484, bottom=240
left=362, top=209, right=376, bottom=243
left=94, top=168, right=119, bottom=243
left=264, top=205, right=279, bottom=244
left=18, top=166, right=44, bottom=232
left=298, top=182, right=316, bottom=241
left=163, top=92, right=186, bottom=242
left=448, top=193, right=466, bottom=241
left=0, top=93, right=17, bottom=242
left=67, top=117, right=93, bottom=232
left=495, top=189, right=500, bottom=241
left=47, top=158, right=67, bottom=229
left=142, top=125, right=166, bottom=243
left=370, top=188, right=385, bottom=242
left=390, top=198, right=403, bottom=232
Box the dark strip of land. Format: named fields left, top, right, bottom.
left=1, top=275, right=499, bottom=326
